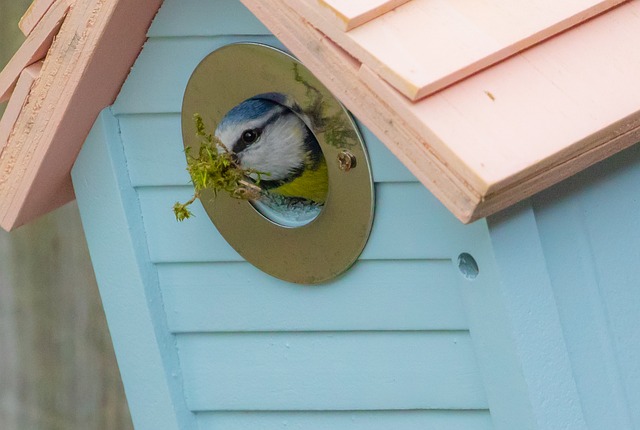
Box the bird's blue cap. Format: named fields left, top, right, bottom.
left=217, top=93, right=297, bottom=129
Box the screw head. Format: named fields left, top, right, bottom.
left=337, top=150, right=357, bottom=171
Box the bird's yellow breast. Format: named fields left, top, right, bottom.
left=271, top=158, right=328, bottom=204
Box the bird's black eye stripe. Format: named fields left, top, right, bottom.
left=232, top=105, right=289, bottom=154
left=233, top=128, right=261, bottom=154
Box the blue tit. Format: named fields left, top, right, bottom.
left=215, top=93, right=328, bottom=204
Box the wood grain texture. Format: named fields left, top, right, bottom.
left=241, top=0, right=640, bottom=223
left=317, top=0, right=411, bottom=30
left=0, top=62, right=41, bottom=152
left=0, top=0, right=68, bottom=102
left=18, top=0, right=58, bottom=35
left=289, top=0, right=627, bottom=100
left=158, top=260, right=468, bottom=332
left=0, top=0, right=163, bottom=231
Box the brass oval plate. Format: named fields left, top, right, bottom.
left=182, top=43, right=374, bottom=284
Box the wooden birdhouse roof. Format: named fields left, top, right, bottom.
left=1, top=0, right=639, bottom=230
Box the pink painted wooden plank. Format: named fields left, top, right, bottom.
left=0, top=0, right=162, bottom=230
left=359, top=0, right=640, bottom=195
left=285, top=0, right=628, bottom=100
left=318, top=0, right=411, bottom=30
left=0, top=62, right=42, bottom=153
left=18, top=0, right=57, bottom=36
left=0, top=0, right=69, bottom=103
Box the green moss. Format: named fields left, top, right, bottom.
left=173, top=114, right=265, bottom=221
left=293, top=64, right=357, bottom=149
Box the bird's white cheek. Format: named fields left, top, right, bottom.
left=239, top=119, right=309, bottom=180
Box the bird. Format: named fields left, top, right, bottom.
left=214, top=93, right=328, bottom=204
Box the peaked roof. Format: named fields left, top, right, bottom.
left=0, top=0, right=638, bottom=230
left=0, top=0, right=161, bottom=231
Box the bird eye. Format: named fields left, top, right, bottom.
left=241, top=129, right=260, bottom=144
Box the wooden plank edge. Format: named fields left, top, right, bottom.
left=357, top=64, right=488, bottom=196
left=318, top=0, right=411, bottom=31
left=361, top=56, right=640, bottom=223
left=0, top=0, right=163, bottom=231
left=0, top=0, right=69, bottom=102
left=2, top=178, right=75, bottom=231
left=18, top=0, right=57, bottom=36
left=482, top=105, right=640, bottom=198
left=287, top=0, right=629, bottom=101
left=410, top=0, right=630, bottom=101
left=239, top=0, right=482, bottom=223
left=471, top=119, right=640, bottom=222
left=0, top=62, right=42, bottom=154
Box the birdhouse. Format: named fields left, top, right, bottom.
left=1, top=0, right=640, bottom=429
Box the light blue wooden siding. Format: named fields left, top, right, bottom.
left=528, top=145, right=640, bottom=430
left=73, top=1, right=585, bottom=429
left=71, top=110, right=196, bottom=430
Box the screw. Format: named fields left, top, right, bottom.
left=337, top=150, right=357, bottom=171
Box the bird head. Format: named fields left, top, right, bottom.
left=215, top=94, right=328, bottom=203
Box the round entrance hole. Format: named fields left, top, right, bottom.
left=181, top=43, right=375, bottom=284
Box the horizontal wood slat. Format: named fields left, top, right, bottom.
left=285, top=0, right=627, bottom=101
left=178, top=331, right=487, bottom=411
left=195, top=409, right=493, bottom=430
left=111, top=36, right=284, bottom=115
left=137, top=182, right=472, bottom=263
left=158, top=260, right=467, bottom=332
left=117, top=114, right=415, bottom=186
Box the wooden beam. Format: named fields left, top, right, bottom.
left=318, top=0, right=411, bottom=30
left=0, top=0, right=69, bottom=103
left=18, top=0, right=58, bottom=36
left=241, top=0, right=640, bottom=223
left=0, top=0, right=163, bottom=231
left=0, top=62, right=42, bottom=153
left=286, top=0, right=628, bottom=100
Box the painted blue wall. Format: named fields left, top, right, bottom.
left=529, top=145, right=640, bottom=429
left=71, top=0, right=640, bottom=429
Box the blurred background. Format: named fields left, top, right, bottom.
left=0, top=1, right=134, bottom=428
